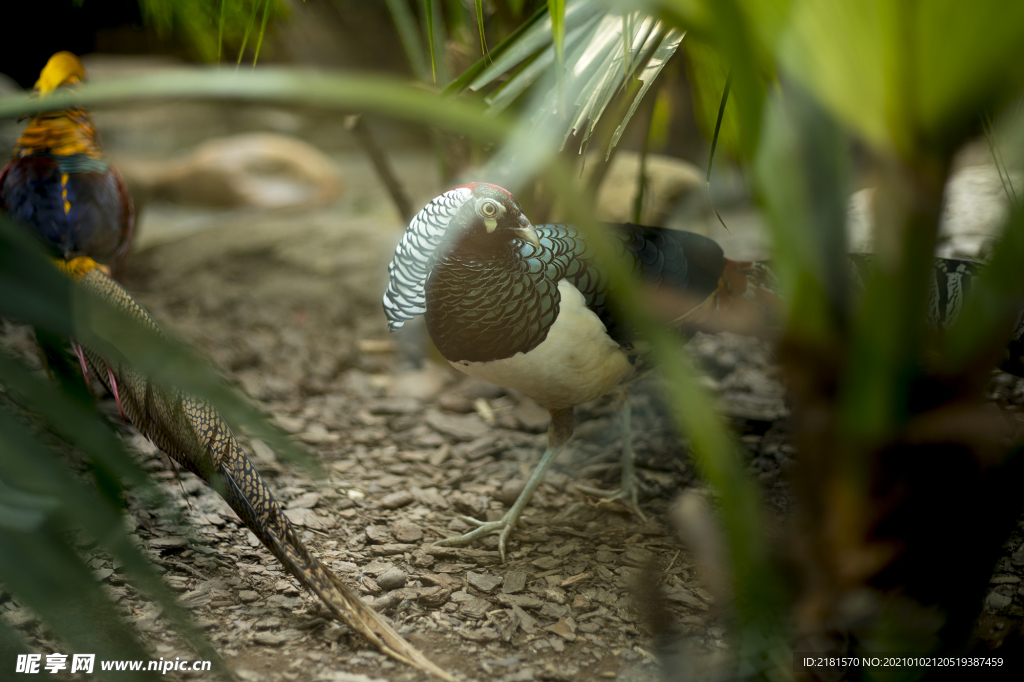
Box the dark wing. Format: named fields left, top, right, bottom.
left=529, top=223, right=726, bottom=344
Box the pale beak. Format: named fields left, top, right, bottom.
left=514, top=213, right=540, bottom=248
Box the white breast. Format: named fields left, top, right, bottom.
left=450, top=279, right=634, bottom=410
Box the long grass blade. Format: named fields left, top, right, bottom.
left=424, top=0, right=437, bottom=83
left=706, top=71, right=732, bottom=187
left=475, top=0, right=488, bottom=58
left=385, top=0, right=430, bottom=81
left=236, top=0, right=262, bottom=66
left=253, top=0, right=273, bottom=66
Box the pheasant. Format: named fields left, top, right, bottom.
left=384, top=183, right=744, bottom=560
left=384, top=183, right=1024, bottom=561
left=1, top=54, right=449, bottom=680
left=1, top=52, right=134, bottom=281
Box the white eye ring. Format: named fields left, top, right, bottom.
left=481, top=201, right=498, bottom=216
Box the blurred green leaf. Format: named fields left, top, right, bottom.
left=780, top=0, right=1024, bottom=156
left=548, top=0, right=566, bottom=66
left=0, top=69, right=509, bottom=141
left=138, top=0, right=290, bottom=63
left=686, top=39, right=741, bottom=159
left=386, top=0, right=431, bottom=81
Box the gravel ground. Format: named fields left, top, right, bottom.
left=2, top=168, right=1023, bottom=682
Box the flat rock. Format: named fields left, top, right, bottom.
left=379, top=490, right=415, bottom=509
left=148, top=537, right=188, bottom=551
left=532, top=556, right=561, bottom=571
left=377, top=568, right=408, bottom=590
left=391, top=519, right=424, bottom=542
left=286, top=492, right=320, bottom=510
left=546, top=617, right=577, bottom=642
left=284, top=508, right=330, bottom=531
left=365, top=525, right=391, bottom=544
left=467, top=571, right=503, bottom=594
left=425, top=409, right=490, bottom=441
left=502, top=571, right=528, bottom=594
left=497, top=594, right=544, bottom=610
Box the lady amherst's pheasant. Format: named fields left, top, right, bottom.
left=385, top=183, right=1024, bottom=561
left=384, top=183, right=744, bottom=560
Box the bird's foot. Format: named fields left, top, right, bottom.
left=574, top=480, right=648, bottom=522
left=433, top=513, right=519, bottom=562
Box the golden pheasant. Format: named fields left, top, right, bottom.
left=1, top=52, right=133, bottom=281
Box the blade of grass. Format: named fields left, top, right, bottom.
left=385, top=0, right=430, bottom=81
left=252, top=0, right=273, bottom=66
left=236, top=0, right=262, bottom=66
left=424, top=0, right=437, bottom=83
left=475, top=0, right=488, bottom=58
left=706, top=71, right=731, bottom=187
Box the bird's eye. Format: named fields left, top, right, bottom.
left=481, top=201, right=497, bottom=216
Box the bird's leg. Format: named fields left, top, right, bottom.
left=574, top=390, right=648, bottom=521
left=435, top=407, right=574, bottom=562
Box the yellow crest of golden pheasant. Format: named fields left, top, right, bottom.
left=14, top=52, right=103, bottom=161
left=34, top=51, right=86, bottom=94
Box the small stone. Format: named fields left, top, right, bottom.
left=545, top=617, right=577, bottom=641
left=540, top=603, right=569, bottom=619
left=377, top=568, right=408, bottom=590
left=284, top=508, right=329, bottom=531
left=425, top=409, right=490, bottom=441
left=461, top=597, right=492, bottom=619
left=594, top=550, right=617, bottom=564
left=253, top=631, right=287, bottom=646
left=412, top=553, right=436, bottom=568
left=666, top=588, right=708, bottom=611
left=391, top=520, right=424, bottom=543
left=238, top=590, right=260, bottom=603
left=275, top=580, right=301, bottom=596
left=298, top=424, right=340, bottom=444
left=497, top=480, right=526, bottom=507
left=273, top=414, right=305, bottom=434
left=411, top=487, right=450, bottom=509
left=502, top=571, right=528, bottom=594
left=532, top=556, right=561, bottom=571
left=369, top=397, right=421, bottom=415
left=571, top=594, right=593, bottom=611
left=389, top=369, right=446, bottom=401
left=545, top=587, right=567, bottom=605
left=148, top=537, right=188, bottom=551
left=250, top=439, right=277, bottom=463
left=286, top=492, right=320, bottom=510
left=986, top=591, right=1013, bottom=611
left=255, top=617, right=283, bottom=630
left=467, top=571, right=503, bottom=594
left=623, top=547, right=654, bottom=566
left=365, top=525, right=391, bottom=544
left=497, top=594, right=544, bottom=610
left=380, top=491, right=415, bottom=509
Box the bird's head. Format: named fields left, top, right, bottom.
left=442, top=183, right=539, bottom=252
left=383, top=183, right=537, bottom=330
left=34, top=52, right=87, bottom=95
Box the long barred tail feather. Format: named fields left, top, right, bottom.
left=65, top=262, right=452, bottom=681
